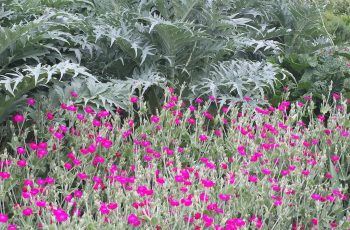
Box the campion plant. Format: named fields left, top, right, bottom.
left=0, top=88, right=350, bottom=229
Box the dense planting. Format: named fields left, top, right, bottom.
left=1, top=0, right=350, bottom=229
left=0, top=89, right=350, bottom=229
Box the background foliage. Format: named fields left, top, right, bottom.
left=0, top=0, right=349, bottom=128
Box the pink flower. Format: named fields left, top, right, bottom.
left=331, top=155, right=340, bottom=162
left=304, top=95, right=312, bottom=101
left=187, top=118, right=196, bottom=125
left=17, top=159, right=27, bottom=168
left=341, top=130, right=349, bottom=137
left=77, top=172, right=88, bottom=180
left=150, top=115, right=160, bottom=123
left=201, top=179, right=215, bottom=188
left=332, top=92, right=340, bottom=100
left=237, top=145, right=246, bottom=156
left=7, top=224, right=17, bottom=230
left=261, top=168, right=271, bottom=175
left=54, top=132, right=64, bottom=140
left=181, top=197, right=193, bottom=206
left=136, top=185, right=153, bottom=197
left=130, top=96, right=139, bottom=104
left=22, top=207, right=33, bottom=216
left=92, top=156, right=105, bottom=166
left=64, top=163, right=72, bottom=170
left=70, top=91, right=78, bottom=98
left=189, top=105, right=196, bottom=111
left=195, top=98, right=204, bottom=103
left=226, top=218, right=246, bottom=228
left=199, top=192, right=210, bottom=202
left=46, top=112, right=54, bottom=121
left=74, top=190, right=83, bottom=198
left=273, top=199, right=282, bottom=206
left=84, top=106, right=95, bottom=114
left=92, top=119, right=101, bottom=127
left=156, top=177, right=165, bottom=185
left=203, top=112, right=214, bottom=120
left=0, top=172, right=10, bottom=180
left=199, top=134, right=208, bottom=142
left=17, top=147, right=25, bottom=155
left=99, top=203, right=110, bottom=215
left=248, top=175, right=258, bottom=183
left=301, top=169, right=310, bottom=176
left=46, top=177, right=55, bottom=184
left=35, top=200, right=46, bottom=208
left=218, top=194, right=231, bottom=201
left=168, top=197, right=180, bottom=207
left=202, top=214, right=214, bottom=227
left=26, top=98, right=36, bottom=106
left=214, top=130, right=223, bottom=137
left=281, top=170, right=289, bottom=176
left=29, top=143, right=38, bottom=150
left=12, top=114, right=24, bottom=123
left=107, top=202, right=118, bottom=210
left=244, top=96, right=252, bottom=101
left=53, top=208, right=69, bottom=222
left=0, top=213, right=8, bottom=223
left=255, top=107, right=269, bottom=115
left=311, top=218, right=318, bottom=225
left=128, top=213, right=141, bottom=227
left=311, top=193, right=321, bottom=201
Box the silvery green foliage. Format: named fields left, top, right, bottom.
left=191, top=60, right=291, bottom=103
left=0, top=0, right=297, bottom=123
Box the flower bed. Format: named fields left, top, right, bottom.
left=0, top=89, right=350, bottom=229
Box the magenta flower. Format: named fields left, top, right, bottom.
left=22, top=207, right=33, bottom=216
left=54, top=132, right=64, bottom=140
left=199, top=134, right=208, bottom=142
left=202, top=214, right=214, bottom=227
left=301, top=169, right=310, bottom=176
left=218, top=194, right=231, bottom=201
left=168, top=197, right=180, bottom=207
left=304, top=95, right=312, bottom=101
left=331, top=155, right=340, bottom=162
left=130, top=96, right=139, bottom=104
left=53, top=208, right=69, bottom=222
left=0, top=213, right=8, bottom=223
left=128, top=213, right=141, bottom=227
left=0, top=172, right=10, bottom=180
left=99, top=203, right=110, bottom=215
left=92, top=119, right=101, bottom=127
left=35, top=200, right=46, bottom=208
left=195, top=98, right=204, bottom=103
left=17, top=159, right=27, bottom=168
left=46, top=112, right=54, bottom=121
left=150, top=115, right=160, bottom=123
left=12, top=114, right=24, bottom=123
left=181, top=197, right=193, bottom=206
left=77, top=172, right=88, bottom=180
left=26, top=98, right=36, bottom=106
left=311, top=193, right=321, bottom=201
left=248, top=175, right=258, bottom=183
left=107, top=202, right=118, bottom=210
left=237, top=145, right=246, bottom=156
left=16, top=147, right=26, bottom=155
left=70, top=91, right=78, bottom=98
left=7, top=224, right=17, bottom=230
left=201, top=179, right=215, bottom=188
